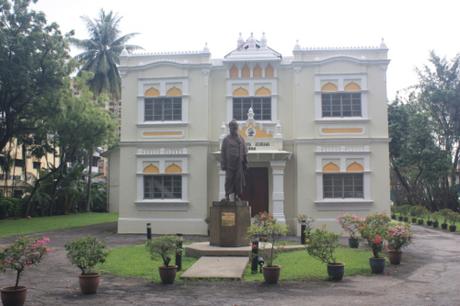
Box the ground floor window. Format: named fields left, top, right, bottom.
left=323, top=173, right=363, bottom=198
left=143, top=175, right=182, bottom=199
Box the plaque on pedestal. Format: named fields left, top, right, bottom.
left=209, top=200, right=251, bottom=247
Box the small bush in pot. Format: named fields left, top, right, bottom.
left=338, top=214, right=364, bottom=248
left=431, top=212, right=440, bottom=228
left=438, top=209, right=454, bottom=230
left=447, top=211, right=458, bottom=232
left=145, top=235, right=180, bottom=284
left=0, top=236, right=49, bottom=306
left=387, top=223, right=412, bottom=265
left=65, top=236, right=108, bottom=294
left=360, top=213, right=390, bottom=274
left=247, top=213, right=288, bottom=284
left=306, top=227, right=344, bottom=281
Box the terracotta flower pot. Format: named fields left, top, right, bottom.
left=327, top=263, right=344, bottom=281
left=79, top=273, right=100, bottom=294
left=388, top=250, right=402, bottom=265
left=348, top=237, right=359, bottom=248
left=1, top=286, right=27, bottom=306
left=369, top=257, right=385, bottom=274
left=263, top=265, right=281, bottom=284
left=158, top=265, right=177, bottom=284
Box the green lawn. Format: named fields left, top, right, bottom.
left=243, top=247, right=371, bottom=281
left=100, top=244, right=371, bottom=283
left=99, top=244, right=197, bottom=283
left=0, top=212, right=118, bottom=238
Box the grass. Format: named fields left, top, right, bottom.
left=100, top=244, right=371, bottom=282
left=243, top=247, right=371, bottom=281
left=0, top=212, right=118, bottom=238
left=99, top=244, right=197, bottom=283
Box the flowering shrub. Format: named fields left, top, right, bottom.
left=337, top=214, right=364, bottom=239
left=247, top=212, right=288, bottom=267
left=0, top=236, right=50, bottom=288
left=65, top=236, right=108, bottom=275
left=359, top=213, right=391, bottom=241
left=387, top=224, right=412, bottom=251
left=370, top=234, right=384, bottom=258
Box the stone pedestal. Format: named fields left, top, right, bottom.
left=210, top=200, right=251, bottom=247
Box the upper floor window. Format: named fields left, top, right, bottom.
left=232, top=87, right=272, bottom=121
left=321, top=82, right=362, bottom=117
left=144, top=87, right=182, bottom=121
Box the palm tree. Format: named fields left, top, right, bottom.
left=71, top=9, right=141, bottom=99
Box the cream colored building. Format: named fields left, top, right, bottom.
left=108, top=33, right=391, bottom=235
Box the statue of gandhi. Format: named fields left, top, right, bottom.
left=220, top=120, right=248, bottom=201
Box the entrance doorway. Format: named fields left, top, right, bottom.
left=241, top=167, right=269, bottom=217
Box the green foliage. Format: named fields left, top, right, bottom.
left=247, top=212, right=288, bottom=267
left=409, top=205, right=429, bottom=217
left=0, top=0, right=71, bottom=154
left=145, top=235, right=180, bottom=267
left=0, top=236, right=49, bottom=288
left=65, top=236, right=108, bottom=275
left=390, top=52, right=460, bottom=210
left=306, top=228, right=340, bottom=264
left=71, top=9, right=141, bottom=99
left=0, top=196, right=24, bottom=219
left=359, top=213, right=391, bottom=241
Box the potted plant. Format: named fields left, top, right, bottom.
left=338, top=214, right=364, bottom=248
left=360, top=213, right=390, bottom=274
left=145, top=235, right=180, bottom=284
left=439, top=209, right=452, bottom=230
left=448, top=211, right=458, bottom=232
left=296, top=214, right=314, bottom=245
left=432, top=212, right=440, bottom=228
left=387, top=223, right=412, bottom=265
left=306, top=227, right=344, bottom=281
left=65, top=236, right=108, bottom=294
left=0, top=236, right=49, bottom=306
left=247, top=213, right=288, bottom=284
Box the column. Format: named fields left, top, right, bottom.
left=270, top=160, right=286, bottom=223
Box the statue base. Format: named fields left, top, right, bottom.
left=209, top=200, right=251, bottom=247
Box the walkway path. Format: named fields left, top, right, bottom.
left=0, top=223, right=459, bottom=305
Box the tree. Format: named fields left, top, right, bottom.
left=71, top=9, right=140, bottom=99
left=389, top=100, right=450, bottom=209
left=416, top=52, right=460, bottom=210
left=0, top=0, right=71, bottom=155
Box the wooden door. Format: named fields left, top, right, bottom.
left=241, top=167, right=269, bottom=217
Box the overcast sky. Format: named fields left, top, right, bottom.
left=33, top=0, right=460, bottom=101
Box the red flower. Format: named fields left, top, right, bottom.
left=373, top=234, right=382, bottom=245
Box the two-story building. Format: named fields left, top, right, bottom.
left=108, top=33, right=391, bottom=235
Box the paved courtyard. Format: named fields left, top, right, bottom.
left=0, top=223, right=459, bottom=306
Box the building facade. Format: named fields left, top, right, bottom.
left=109, top=33, right=391, bottom=235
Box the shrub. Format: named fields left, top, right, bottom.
left=306, top=227, right=340, bottom=264
left=145, top=235, right=180, bottom=267
left=65, top=236, right=108, bottom=275
left=247, top=212, right=288, bottom=267
left=359, top=213, right=391, bottom=241
left=337, top=214, right=364, bottom=239
left=438, top=208, right=454, bottom=224
left=0, top=236, right=50, bottom=288
left=387, top=223, right=412, bottom=251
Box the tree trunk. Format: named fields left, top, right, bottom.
left=86, top=150, right=93, bottom=212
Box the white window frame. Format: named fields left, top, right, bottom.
left=315, top=152, right=372, bottom=204
left=226, top=78, right=278, bottom=124
left=314, top=74, right=368, bottom=122
left=135, top=156, right=189, bottom=206
left=137, top=78, right=189, bottom=126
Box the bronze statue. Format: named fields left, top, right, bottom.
left=220, top=120, right=248, bottom=201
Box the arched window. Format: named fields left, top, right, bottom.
left=321, top=81, right=361, bottom=117
left=344, top=82, right=361, bottom=92
left=241, top=64, right=250, bottom=79
left=265, top=64, right=274, bottom=78
left=230, top=65, right=238, bottom=79
left=144, top=87, right=182, bottom=121
left=253, top=64, right=262, bottom=79
left=144, top=87, right=160, bottom=97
